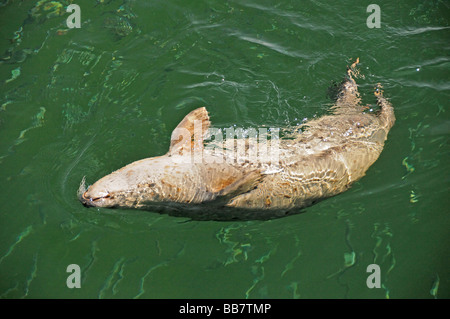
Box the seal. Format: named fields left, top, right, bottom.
left=78, top=59, right=395, bottom=220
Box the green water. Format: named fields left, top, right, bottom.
left=0, top=0, right=449, bottom=299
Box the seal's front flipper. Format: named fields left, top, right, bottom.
left=200, top=166, right=263, bottom=204
left=331, top=58, right=364, bottom=114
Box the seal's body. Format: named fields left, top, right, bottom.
left=79, top=60, right=395, bottom=220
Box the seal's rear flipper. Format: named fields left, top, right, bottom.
left=331, top=58, right=364, bottom=114
left=374, top=83, right=395, bottom=131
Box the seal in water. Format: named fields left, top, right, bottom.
left=78, top=59, right=395, bottom=220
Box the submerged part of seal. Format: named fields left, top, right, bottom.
left=79, top=59, right=395, bottom=220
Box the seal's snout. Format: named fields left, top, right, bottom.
left=78, top=175, right=121, bottom=208
left=79, top=189, right=113, bottom=207
left=80, top=191, right=93, bottom=207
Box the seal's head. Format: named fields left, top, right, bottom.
left=77, top=156, right=175, bottom=209
left=78, top=175, right=123, bottom=208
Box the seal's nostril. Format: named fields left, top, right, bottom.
left=82, top=191, right=90, bottom=201
left=80, top=191, right=93, bottom=207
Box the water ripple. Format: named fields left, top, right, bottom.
left=390, top=26, right=450, bottom=36
left=231, top=32, right=311, bottom=59
left=0, top=225, right=33, bottom=265
left=394, top=57, right=450, bottom=72
left=396, top=80, right=450, bottom=91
